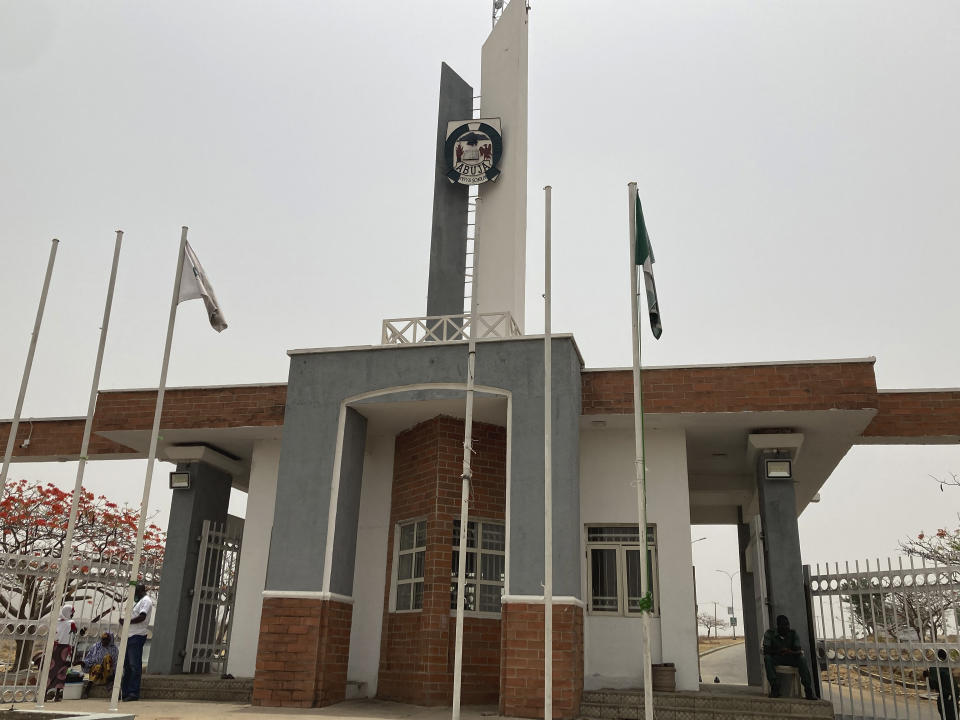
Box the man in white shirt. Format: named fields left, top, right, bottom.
left=119, top=583, right=153, bottom=702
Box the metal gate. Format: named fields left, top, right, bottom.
left=0, top=552, right=161, bottom=703
left=182, top=518, right=242, bottom=674
left=809, top=557, right=960, bottom=720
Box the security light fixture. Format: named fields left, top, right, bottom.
left=169, top=471, right=191, bottom=490
left=765, top=458, right=792, bottom=480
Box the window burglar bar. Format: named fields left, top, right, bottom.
left=450, top=519, right=505, bottom=615
left=586, top=525, right=659, bottom=616
left=394, top=520, right=426, bottom=612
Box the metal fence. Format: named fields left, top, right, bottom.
left=810, top=557, right=960, bottom=720
left=182, top=519, right=242, bottom=674
left=0, top=552, right=162, bottom=703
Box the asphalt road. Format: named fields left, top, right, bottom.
left=700, top=641, right=748, bottom=685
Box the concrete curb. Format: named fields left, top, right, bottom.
left=699, top=640, right=745, bottom=658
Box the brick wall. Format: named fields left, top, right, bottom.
left=315, top=600, right=353, bottom=706
left=499, top=602, right=584, bottom=720
left=378, top=416, right=506, bottom=705
left=0, top=384, right=287, bottom=461
left=450, top=616, right=502, bottom=704
left=861, top=390, right=960, bottom=441
left=252, top=597, right=352, bottom=708
left=95, top=385, right=288, bottom=431
left=581, top=362, right=878, bottom=415
left=0, top=417, right=135, bottom=460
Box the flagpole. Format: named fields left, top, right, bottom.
left=109, top=227, right=189, bottom=711
left=36, top=231, right=123, bottom=707
left=0, top=239, right=59, bottom=506
left=543, top=185, right=553, bottom=720
left=628, top=182, right=654, bottom=720
left=452, top=198, right=480, bottom=720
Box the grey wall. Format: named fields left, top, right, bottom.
left=504, top=338, right=582, bottom=598
left=265, top=337, right=583, bottom=600
left=756, top=455, right=813, bottom=664
left=738, top=519, right=762, bottom=686
left=426, top=63, right=472, bottom=318
left=148, top=461, right=231, bottom=674
left=329, top=407, right=367, bottom=596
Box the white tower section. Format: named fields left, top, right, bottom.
left=476, top=0, right=529, bottom=333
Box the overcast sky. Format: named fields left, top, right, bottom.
left=2, top=1, right=959, bottom=630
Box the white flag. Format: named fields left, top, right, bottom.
left=178, top=241, right=228, bottom=332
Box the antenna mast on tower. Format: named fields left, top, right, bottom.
left=492, top=0, right=504, bottom=28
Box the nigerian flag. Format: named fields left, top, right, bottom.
left=635, top=193, right=662, bottom=339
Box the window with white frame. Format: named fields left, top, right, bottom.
left=395, top=519, right=426, bottom=611
left=450, top=519, right=505, bottom=614
left=586, top=525, right=659, bottom=616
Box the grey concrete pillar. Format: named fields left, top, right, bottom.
left=426, top=63, right=473, bottom=318
left=755, top=454, right=813, bottom=665
left=329, top=408, right=368, bottom=596
left=147, top=461, right=232, bottom=674
left=738, top=519, right=762, bottom=686
left=504, top=338, right=582, bottom=598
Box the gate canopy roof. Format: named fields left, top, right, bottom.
left=2, top=355, right=957, bottom=514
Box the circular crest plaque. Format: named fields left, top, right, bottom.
left=444, top=120, right=503, bottom=185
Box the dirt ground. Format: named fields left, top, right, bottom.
left=821, top=663, right=952, bottom=701
left=698, top=636, right=745, bottom=653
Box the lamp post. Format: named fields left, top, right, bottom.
left=716, top=569, right=739, bottom=639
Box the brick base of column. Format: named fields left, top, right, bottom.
left=315, top=599, right=352, bottom=706
left=499, top=602, right=584, bottom=720
left=252, top=597, right=353, bottom=708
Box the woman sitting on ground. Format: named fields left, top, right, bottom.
left=82, top=632, right=119, bottom=686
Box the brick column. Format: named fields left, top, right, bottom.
left=377, top=416, right=506, bottom=706
left=315, top=600, right=353, bottom=706
left=252, top=597, right=353, bottom=708
left=499, top=602, right=584, bottom=720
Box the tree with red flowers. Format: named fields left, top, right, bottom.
left=0, top=479, right=166, bottom=669
left=899, top=474, right=960, bottom=566
left=845, top=474, right=959, bottom=641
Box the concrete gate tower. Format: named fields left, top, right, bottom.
left=426, top=0, right=529, bottom=331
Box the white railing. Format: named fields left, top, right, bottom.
left=381, top=311, right=522, bottom=345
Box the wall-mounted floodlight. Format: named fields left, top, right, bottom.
left=169, top=471, right=191, bottom=490
left=765, top=458, right=792, bottom=480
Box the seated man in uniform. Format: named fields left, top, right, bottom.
left=762, top=614, right=817, bottom=700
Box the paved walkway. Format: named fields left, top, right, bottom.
left=49, top=698, right=509, bottom=720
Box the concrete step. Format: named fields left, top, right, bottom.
left=88, top=674, right=253, bottom=703
left=580, top=688, right=834, bottom=720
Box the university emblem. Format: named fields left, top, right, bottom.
left=444, top=119, right=503, bottom=185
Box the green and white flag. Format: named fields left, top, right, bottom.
left=634, top=193, right=662, bottom=339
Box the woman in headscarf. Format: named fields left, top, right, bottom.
left=82, top=631, right=118, bottom=686
left=46, top=604, right=77, bottom=701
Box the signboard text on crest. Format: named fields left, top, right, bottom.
left=444, top=118, right=503, bottom=185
